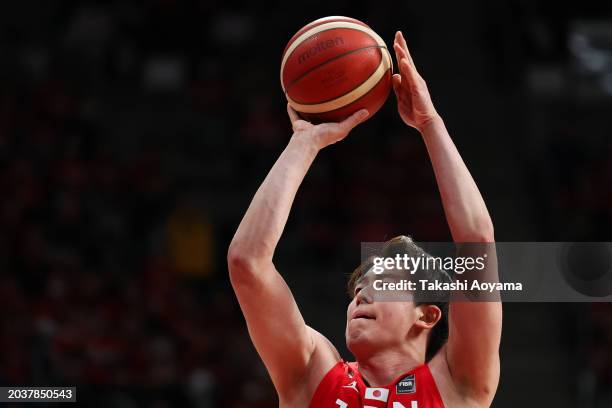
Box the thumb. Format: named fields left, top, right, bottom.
left=287, top=103, right=301, bottom=124
left=392, top=74, right=402, bottom=97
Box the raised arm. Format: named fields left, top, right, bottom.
left=392, top=31, right=502, bottom=406
left=227, top=105, right=368, bottom=396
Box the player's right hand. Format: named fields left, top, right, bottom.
left=392, top=31, right=439, bottom=131
left=287, top=104, right=369, bottom=150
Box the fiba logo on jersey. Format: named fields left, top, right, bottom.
left=396, top=374, right=416, bottom=394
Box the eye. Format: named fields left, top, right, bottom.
left=354, top=286, right=363, bottom=295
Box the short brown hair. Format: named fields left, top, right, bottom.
left=347, top=235, right=450, bottom=361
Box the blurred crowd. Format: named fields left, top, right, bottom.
left=0, top=67, right=272, bottom=406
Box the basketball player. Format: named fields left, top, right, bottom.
left=228, top=31, right=501, bottom=407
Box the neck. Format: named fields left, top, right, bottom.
left=356, top=345, right=425, bottom=387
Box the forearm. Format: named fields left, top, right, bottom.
left=419, top=116, right=494, bottom=242
left=227, top=133, right=324, bottom=394
left=229, top=134, right=319, bottom=263
left=428, top=116, right=501, bottom=401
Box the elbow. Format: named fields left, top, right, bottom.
left=227, top=247, right=254, bottom=286
left=472, top=223, right=495, bottom=243
left=456, top=219, right=495, bottom=243
left=227, top=245, right=253, bottom=274
left=227, top=244, right=270, bottom=285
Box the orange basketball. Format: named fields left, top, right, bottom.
left=281, top=16, right=393, bottom=123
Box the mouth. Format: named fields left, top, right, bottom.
left=351, top=311, right=376, bottom=321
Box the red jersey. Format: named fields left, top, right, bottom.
left=310, top=361, right=444, bottom=408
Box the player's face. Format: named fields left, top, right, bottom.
left=345, top=269, right=419, bottom=355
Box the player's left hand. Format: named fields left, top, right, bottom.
left=392, top=31, right=439, bottom=131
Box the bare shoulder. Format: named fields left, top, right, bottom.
left=280, top=326, right=342, bottom=407
left=428, top=345, right=499, bottom=408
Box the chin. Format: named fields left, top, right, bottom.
left=346, top=326, right=374, bottom=355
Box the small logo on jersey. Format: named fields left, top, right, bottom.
left=342, top=381, right=358, bottom=392
left=365, top=387, right=389, bottom=402
left=396, top=374, right=416, bottom=394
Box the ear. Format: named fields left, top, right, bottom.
left=414, top=304, right=442, bottom=330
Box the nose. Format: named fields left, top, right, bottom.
left=355, top=287, right=372, bottom=306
